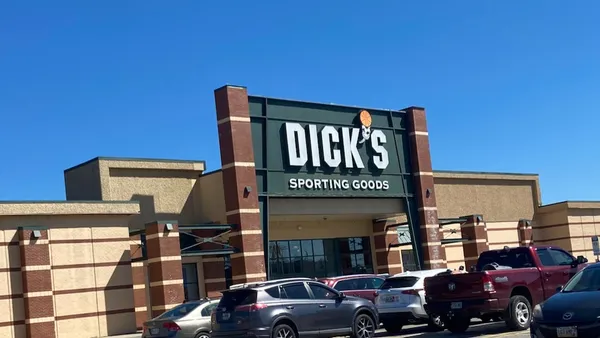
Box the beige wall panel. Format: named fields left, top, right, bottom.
left=12, top=298, right=24, bottom=322
left=92, top=227, right=129, bottom=240
left=489, top=243, right=510, bottom=250
left=54, top=291, right=97, bottom=317
left=50, top=243, right=94, bottom=267
left=488, top=230, right=519, bottom=244
left=444, top=244, right=465, bottom=262
left=196, top=172, right=227, bottom=224
left=95, top=265, right=133, bottom=288
left=534, top=225, right=569, bottom=242
left=53, top=267, right=97, bottom=291
left=0, top=299, right=11, bottom=325
left=434, top=176, right=538, bottom=221
left=446, top=261, right=466, bottom=270
left=13, top=324, right=25, bottom=338
left=92, top=241, right=130, bottom=264
left=56, top=316, right=100, bottom=338
left=96, top=289, right=134, bottom=312
left=0, top=272, right=10, bottom=298
left=269, top=220, right=372, bottom=241
left=486, top=221, right=517, bottom=230
left=7, top=243, right=20, bottom=268
left=3, top=230, right=18, bottom=244
left=49, top=227, right=92, bottom=241
left=0, top=326, right=13, bottom=338
left=9, top=271, right=22, bottom=295
left=97, top=312, right=136, bottom=337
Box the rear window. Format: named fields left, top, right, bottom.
left=156, top=302, right=201, bottom=319
left=476, top=249, right=533, bottom=271
left=218, top=290, right=257, bottom=310
left=380, top=276, right=419, bottom=289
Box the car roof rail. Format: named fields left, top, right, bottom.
left=228, top=277, right=313, bottom=290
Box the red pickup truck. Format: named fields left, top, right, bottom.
left=423, top=246, right=589, bottom=333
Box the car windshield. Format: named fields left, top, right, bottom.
left=219, top=289, right=257, bottom=310
left=156, top=302, right=202, bottom=320
left=379, top=276, right=419, bottom=289
left=476, top=249, right=533, bottom=271
left=562, top=268, right=600, bottom=293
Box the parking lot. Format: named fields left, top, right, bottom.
left=377, top=321, right=529, bottom=338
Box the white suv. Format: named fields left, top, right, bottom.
left=374, top=269, right=449, bottom=334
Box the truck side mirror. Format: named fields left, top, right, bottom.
left=556, top=285, right=563, bottom=292
left=470, top=265, right=476, bottom=272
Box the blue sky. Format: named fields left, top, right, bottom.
left=1, top=1, right=599, bottom=204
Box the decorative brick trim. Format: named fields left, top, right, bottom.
left=406, top=107, right=446, bottom=269
left=460, top=215, right=489, bottom=269
left=18, top=227, right=56, bottom=338
left=518, top=219, right=533, bottom=246
left=214, top=85, right=266, bottom=283
left=130, top=233, right=147, bottom=330
left=145, top=221, right=184, bottom=318
left=372, top=220, right=403, bottom=274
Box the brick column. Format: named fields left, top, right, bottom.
left=214, top=85, right=266, bottom=284
left=130, top=233, right=147, bottom=329
left=145, top=221, right=184, bottom=318
left=373, top=220, right=403, bottom=274
left=518, top=219, right=533, bottom=246
left=203, top=256, right=227, bottom=297
left=405, top=107, right=446, bottom=269
left=460, top=215, right=489, bottom=269
left=18, top=226, right=55, bottom=338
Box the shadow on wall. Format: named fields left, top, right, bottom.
left=130, top=193, right=198, bottom=229
left=7, top=233, right=24, bottom=337
left=105, top=250, right=137, bottom=336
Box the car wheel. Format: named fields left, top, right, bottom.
left=427, top=314, right=445, bottom=331
left=352, top=313, right=376, bottom=338
left=195, top=332, right=210, bottom=338
left=272, top=323, right=296, bottom=338
left=505, top=295, right=532, bottom=331
left=445, top=315, right=470, bottom=334
left=382, top=320, right=403, bottom=334
left=480, top=314, right=492, bottom=323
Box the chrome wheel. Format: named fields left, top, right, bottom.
left=432, top=315, right=444, bottom=328
left=515, top=301, right=530, bottom=325
left=356, top=315, right=375, bottom=338
left=198, top=335, right=210, bottom=338
left=276, top=327, right=293, bottom=338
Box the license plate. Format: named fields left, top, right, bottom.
left=557, top=326, right=577, bottom=337
left=451, top=302, right=462, bottom=309
left=222, top=312, right=231, bottom=320
left=150, top=328, right=159, bottom=335
left=383, top=296, right=398, bottom=302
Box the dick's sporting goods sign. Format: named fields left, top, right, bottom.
left=284, top=110, right=391, bottom=192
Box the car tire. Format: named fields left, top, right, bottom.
left=445, top=315, right=470, bottom=334
left=195, top=332, right=210, bottom=338
left=427, top=314, right=445, bottom=331
left=382, top=320, right=403, bottom=334
left=505, top=295, right=532, bottom=331
left=272, top=323, right=296, bottom=338
left=352, top=313, right=376, bottom=338
left=480, top=314, right=492, bottom=323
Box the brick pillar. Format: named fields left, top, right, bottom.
left=460, top=215, right=489, bottom=269
left=214, top=85, right=266, bottom=283
left=203, top=256, right=227, bottom=297
left=373, top=220, right=403, bottom=274
left=406, top=107, right=446, bottom=269
left=18, top=226, right=55, bottom=338
left=518, top=219, right=533, bottom=246
left=130, top=233, right=147, bottom=329
left=145, top=221, right=184, bottom=318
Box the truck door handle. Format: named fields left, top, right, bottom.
left=563, top=271, right=570, bottom=275
left=286, top=306, right=294, bottom=309
left=319, top=304, right=326, bottom=308
left=544, top=272, right=551, bottom=277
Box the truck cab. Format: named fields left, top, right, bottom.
left=423, top=246, right=588, bottom=334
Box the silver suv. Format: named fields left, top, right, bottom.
left=211, top=278, right=379, bottom=338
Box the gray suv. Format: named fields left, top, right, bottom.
left=211, top=278, right=378, bottom=338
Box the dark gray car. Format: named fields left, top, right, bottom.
left=211, top=278, right=379, bottom=338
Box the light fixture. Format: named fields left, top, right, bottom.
left=425, top=188, right=431, bottom=198
left=32, top=230, right=42, bottom=239
left=525, top=220, right=532, bottom=228
left=297, top=225, right=303, bottom=231
left=476, top=215, right=483, bottom=224
left=244, top=186, right=252, bottom=194
left=165, top=223, right=174, bottom=231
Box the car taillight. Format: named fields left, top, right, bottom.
left=482, top=274, right=495, bottom=292
left=236, top=303, right=269, bottom=312
left=163, top=321, right=181, bottom=332
left=401, top=289, right=423, bottom=296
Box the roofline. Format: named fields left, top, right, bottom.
left=433, top=169, right=539, bottom=177
left=0, top=200, right=139, bottom=205
left=65, top=156, right=207, bottom=172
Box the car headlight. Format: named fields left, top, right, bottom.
left=533, top=304, right=543, bottom=321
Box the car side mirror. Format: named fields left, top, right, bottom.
left=576, top=256, right=588, bottom=264
left=338, top=292, right=346, bottom=299
left=556, top=285, right=563, bottom=293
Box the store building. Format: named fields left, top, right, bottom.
left=0, top=84, right=598, bottom=338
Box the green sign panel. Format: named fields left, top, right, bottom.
left=249, top=96, right=413, bottom=198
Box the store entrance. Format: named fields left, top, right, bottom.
left=268, top=237, right=374, bottom=279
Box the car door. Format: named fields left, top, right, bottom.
left=307, top=282, right=353, bottom=336
left=536, top=248, right=575, bottom=298
left=280, top=282, right=320, bottom=337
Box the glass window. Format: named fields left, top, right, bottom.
left=308, top=283, right=338, bottom=299
left=401, top=250, right=418, bottom=271
left=182, top=263, right=200, bottom=301
left=334, top=279, right=358, bottom=291
left=563, top=268, right=600, bottom=292
left=264, top=286, right=280, bottom=298
left=371, top=278, right=384, bottom=289
left=218, top=290, right=257, bottom=310
left=201, top=303, right=218, bottom=317
left=476, top=248, right=535, bottom=270
left=536, top=249, right=558, bottom=266
left=339, top=237, right=373, bottom=275
left=380, top=276, right=420, bottom=289
left=157, top=302, right=201, bottom=319
left=549, top=249, right=575, bottom=266
left=281, top=283, right=310, bottom=299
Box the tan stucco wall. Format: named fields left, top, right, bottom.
left=0, top=204, right=138, bottom=338
left=434, top=171, right=540, bottom=222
